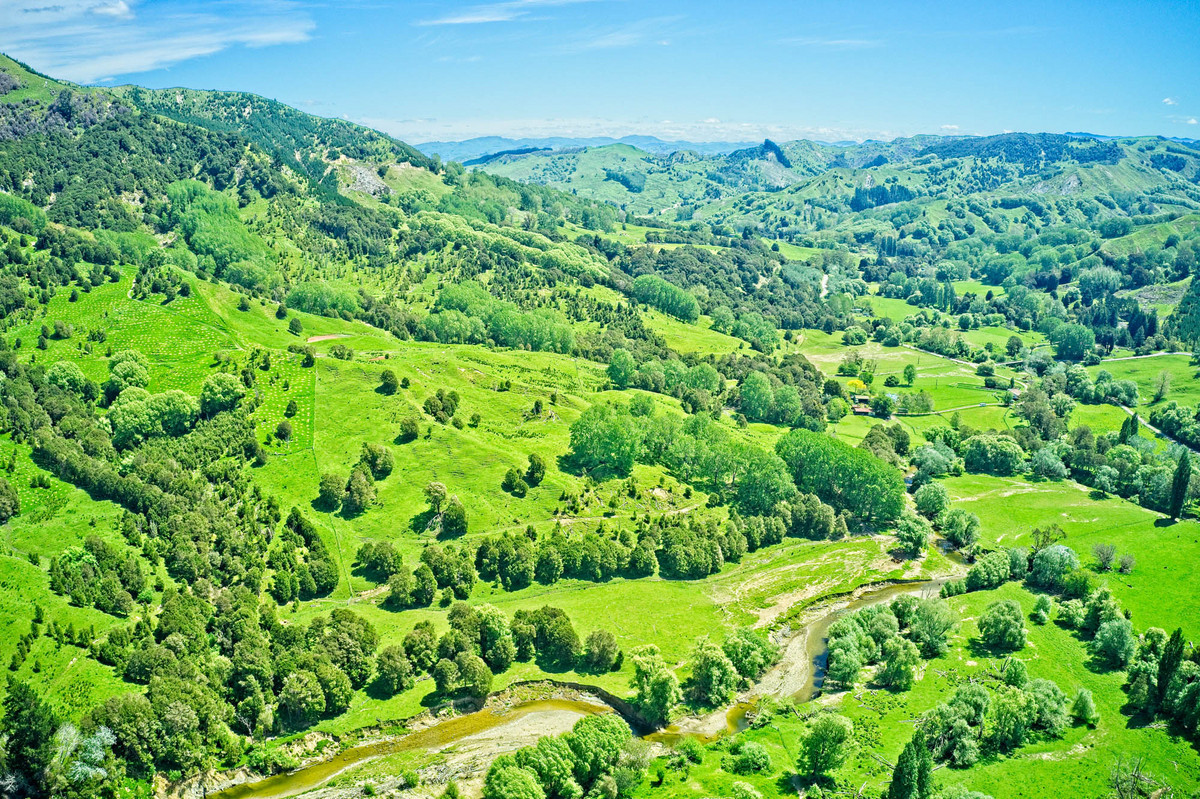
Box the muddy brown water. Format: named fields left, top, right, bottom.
left=793, top=577, right=951, bottom=703
left=644, top=577, right=949, bottom=745
left=210, top=699, right=612, bottom=799
left=210, top=579, right=948, bottom=799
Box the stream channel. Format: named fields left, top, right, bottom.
left=211, top=577, right=948, bottom=799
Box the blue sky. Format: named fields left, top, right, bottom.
left=3, top=0, right=1198, bottom=143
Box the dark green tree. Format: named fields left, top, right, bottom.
left=1169, top=451, right=1191, bottom=520
left=2, top=677, right=58, bottom=792
left=887, top=728, right=932, bottom=799
left=0, top=475, right=19, bottom=523
left=1157, top=628, right=1186, bottom=704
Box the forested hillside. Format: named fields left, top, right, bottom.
left=0, top=51, right=1199, bottom=799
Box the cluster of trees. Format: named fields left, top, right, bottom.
left=1123, top=626, right=1200, bottom=738
left=630, top=274, right=699, bottom=322
left=605, top=351, right=728, bottom=417
left=286, top=281, right=361, bottom=318
left=483, top=713, right=646, bottom=799
left=2, top=677, right=122, bottom=799
left=609, top=242, right=846, bottom=344
left=85, top=592, right=380, bottom=782
left=382, top=603, right=593, bottom=704
left=1151, top=400, right=1200, bottom=457
left=317, top=441, right=394, bottom=516
left=940, top=531, right=1200, bottom=742
left=502, top=453, right=545, bottom=497
left=918, top=673, right=1073, bottom=769
left=825, top=596, right=954, bottom=691
left=423, top=281, right=575, bottom=353
left=165, top=180, right=279, bottom=293
left=267, top=509, right=340, bottom=603
left=624, top=628, right=776, bottom=730
left=736, top=370, right=826, bottom=429
left=983, top=360, right=1197, bottom=516
left=775, top=429, right=906, bottom=522
left=910, top=482, right=980, bottom=551
left=567, top=401, right=804, bottom=515
left=383, top=538, right=476, bottom=604
left=48, top=532, right=146, bottom=617
left=1, top=343, right=286, bottom=597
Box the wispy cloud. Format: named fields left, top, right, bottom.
left=91, top=0, right=133, bottom=18
left=416, top=0, right=598, bottom=26
left=1163, top=97, right=1178, bottom=105
left=940, top=124, right=960, bottom=131
left=783, top=37, right=882, bottom=50
left=3, top=0, right=314, bottom=82
left=1189, top=118, right=1198, bottom=125
left=556, top=16, right=681, bottom=53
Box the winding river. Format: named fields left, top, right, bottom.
left=208, top=578, right=949, bottom=799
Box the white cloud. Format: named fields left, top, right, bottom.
left=556, top=16, right=683, bottom=53
left=782, top=37, right=882, bottom=50
left=91, top=0, right=133, bottom=18
left=3, top=0, right=313, bottom=82
left=1189, top=118, right=1198, bottom=125
left=1163, top=97, right=1178, bottom=105
left=417, top=0, right=598, bottom=26
left=940, top=124, right=959, bottom=131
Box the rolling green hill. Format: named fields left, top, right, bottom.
left=0, top=52, right=1199, bottom=799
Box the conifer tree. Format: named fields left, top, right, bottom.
left=1169, top=452, right=1191, bottom=520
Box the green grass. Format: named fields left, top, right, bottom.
left=0, top=433, right=137, bottom=720
left=632, top=581, right=1199, bottom=799
left=953, top=279, right=1005, bottom=298
left=958, top=325, right=1045, bottom=352
left=944, top=472, right=1200, bottom=635
left=842, top=582, right=1200, bottom=798
left=1090, top=353, right=1200, bottom=409
left=296, top=531, right=919, bottom=736
left=644, top=311, right=747, bottom=356
left=1068, top=402, right=1131, bottom=437
left=770, top=240, right=822, bottom=262
left=859, top=294, right=919, bottom=322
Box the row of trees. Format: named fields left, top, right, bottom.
left=423, top=281, right=575, bottom=353
left=630, top=274, right=699, bottom=322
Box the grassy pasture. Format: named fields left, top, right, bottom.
left=944, top=473, right=1200, bottom=635
left=293, top=531, right=925, bottom=736
left=631, top=581, right=1199, bottom=799
left=1090, top=353, right=1200, bottom=408
left=643, top=311, right=747, bottom=356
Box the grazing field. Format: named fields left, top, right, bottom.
left=638, top=581, right=1200, bottom=799
left=944, top=473, right=1200, bottom=634
left=1090, top=353, right=1200, bottom=408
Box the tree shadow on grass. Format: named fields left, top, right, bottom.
left=965, top=637, right=1024, bottom=660
left=364, top=677, right=399, bottom=703
left=309, top=497, right=336, bottom=516
left=338, top=505, right=368, bottom=522
left=350, top=563, right=389, bottom=584
left=409, top=508, right=436, bottom=535
left=532, top=653, right=579, bottom=676
left=555, top=451, right=628, bottom=482
left=417, top=686, right=485, bottom=710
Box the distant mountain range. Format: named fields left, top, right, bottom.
left=417, top=133, right=1198, bottom=165
left=416, top=135, right=759, bottom=162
